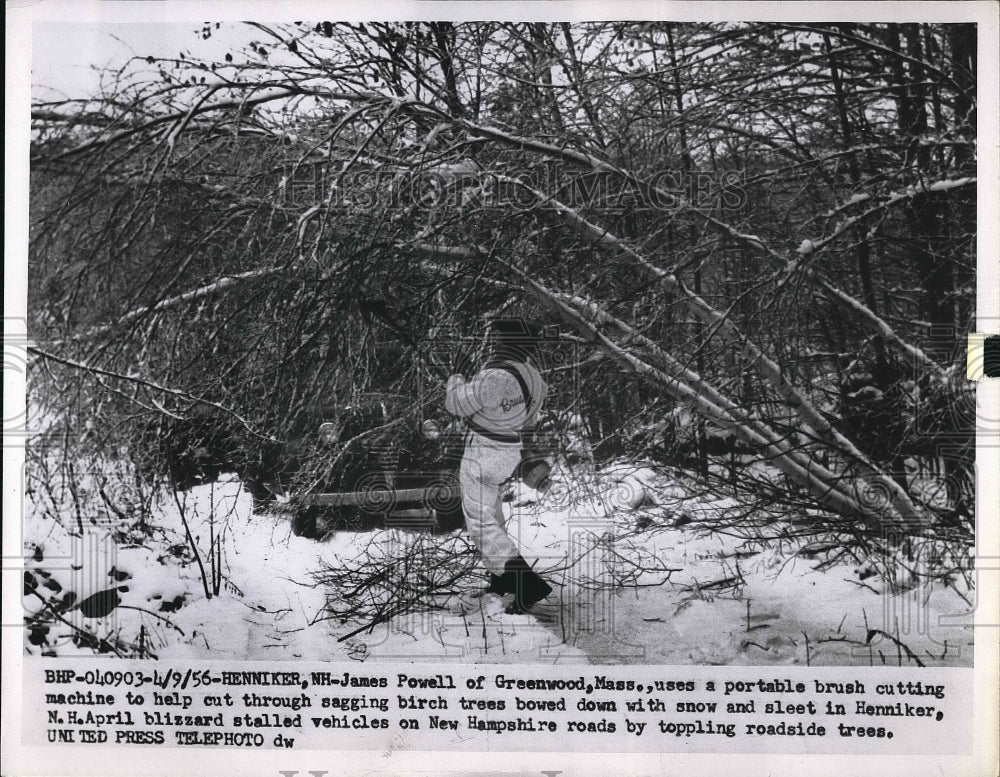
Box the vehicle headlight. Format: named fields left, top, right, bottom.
left=318, top=422, right=339, bottom=444
left=421, top=419, right=442, bottom=440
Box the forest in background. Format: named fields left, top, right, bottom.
left=27, top=22, right=977, bottom=596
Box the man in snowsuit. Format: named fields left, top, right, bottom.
left=444, top=320, right=553, bottom=613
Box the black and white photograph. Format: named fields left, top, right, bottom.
left=4, top=2, right=998, bottom=773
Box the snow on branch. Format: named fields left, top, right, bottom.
left=495, top=259, right=878, bottom=527
left=809, top=177, right=976, bottom=256
left=551, top=291, right=856, bottom=494
left=777, top=24, right=964, bottom=93
left=817, top=280, right=945, bottom=376
left=33, top=84, right=393, bottom=161
left=27, top=346, right=276, bottom=441
left=483, top=180, right=930, bottom=531
left=821, top=176, right=977, bottom=219
left=49, top=266, right=291, bottom=346
left=440, top=115, right=961, bottom=379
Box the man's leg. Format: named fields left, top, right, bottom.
left=501, top=555, right=553, bottom=614
left=473, top=496, right=517, bottom=594
left=459, top=448, right=519, bottom=576
left=460, top=440, right=551, bottom=611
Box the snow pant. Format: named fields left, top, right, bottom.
left=459, top=432, right=522, bottom=576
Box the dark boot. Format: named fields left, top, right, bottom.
left=485, top=573, right=508, bottom=594
left=473, top=573, right=508, bottom=597
left=502, top=556, right=552, bottom=614
left=469, top=573, right=508, bottom=599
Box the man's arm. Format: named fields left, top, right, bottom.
left=445, top=374, right=484, bottom=418
left=446, top=368, right=518, bottom=418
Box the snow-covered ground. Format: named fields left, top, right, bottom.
left=23, top=463, right=974, bottom=667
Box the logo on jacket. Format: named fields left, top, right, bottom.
left=500, top=396, right=527, bottom=413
